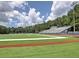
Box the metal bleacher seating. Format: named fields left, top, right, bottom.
left=39, top=26, right=71, bottom=34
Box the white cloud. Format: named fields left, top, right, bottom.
left=0, top=22, right=8, bottom=27
left=10, top=1, right=25, bottom=8
left=42, top=16, right=44, bottom=19
left=28, top=8, right=43, bottom=25
left=0, top=1, right=44, bottom=27
left=28, top=8, right=36, bottom=17
left=46, top=1, right=74, bottom=22
left=22, top=12, right=27, bottom=16
left=5, top=7, right=44, bottom=27
left=36, top=12, right=40, bottom=16
left=0, top=1, right=26, bottom=27
left=16, top=8, right=44, bottom=27
left=0, top=2, right=13, bottom=12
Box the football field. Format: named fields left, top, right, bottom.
left=0, top=33, right=79, bottom=58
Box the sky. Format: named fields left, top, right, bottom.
left=0, top=1, right=77, bottom=27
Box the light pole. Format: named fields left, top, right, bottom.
left=73, top=7, right=75, bottom=32
left=72, top=2, right=78, bottom=32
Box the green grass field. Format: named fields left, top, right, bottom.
left=0, top=34, right=79, bottom=58
left=0, top=34, right=51, bottom=39
left=0, top=43, right=79, bottom=58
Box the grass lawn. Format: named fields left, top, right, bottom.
left=0, top=42, right=79, bottom=58
left=0, top=34, right=79, bottom=58
left=0, top=33, right=69, bottom=45
left=0, top=34, right=51, bottom=39
left=0, top=36, right=76, bottom=45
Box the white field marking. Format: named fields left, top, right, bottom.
left=0, top=37, right=67, bottom=41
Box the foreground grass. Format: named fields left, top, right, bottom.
left=0, top=34, right=79, bottom=58
left=0, top=42, right=79, bottom=58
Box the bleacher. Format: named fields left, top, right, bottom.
left=39, top=26, right=71, bottom=34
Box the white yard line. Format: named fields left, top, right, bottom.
left=0, top=37, right=67, bottom=41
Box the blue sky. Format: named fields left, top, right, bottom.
left=0, top=1, right=76, bottom=27
left=14, top=1, right=52, bottom=20
left=28, top=1, right=52, bottom=17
